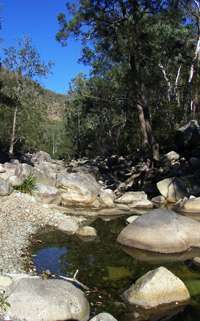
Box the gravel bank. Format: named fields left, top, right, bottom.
left=0, top=192, right=86, bottom=273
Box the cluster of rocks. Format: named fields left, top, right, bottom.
left=0, top=263, right=191, bottom=321
left=115, top=208, right=200, bottom=319
left=0, top=265, right=191, bottom=321
left=0, top=151, right=154, bottom=216
left=1, top=119, right=200, bottom=321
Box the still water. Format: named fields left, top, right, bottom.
left=30, top=217, right=200, bottom=321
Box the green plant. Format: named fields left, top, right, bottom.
left=0, top=290, right=10, bottom=314
left=15, top=175, right=37, bottom=195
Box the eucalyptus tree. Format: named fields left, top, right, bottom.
left=1, top=36, right=52, bottom=155
left=57, top=0, right=194, bottom=160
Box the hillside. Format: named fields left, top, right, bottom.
left=0, top=68, right=70, bottom=158
left=41, top=89, right=66, bottom=121
left=0, top=68, right=66, bottom=121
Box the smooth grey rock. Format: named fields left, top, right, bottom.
left=90, top=312, right=118, bottom=321
left=126, top=215, right=139, bottom=224
left=57, top=172, right=100, bottom=207
left=31, top=151, right=52, bottom=163
left=6, top=277, right=90, bottom=321
left=99, top=189, right=115, bottom=208
left=53, top=214, right=80, bottom=234
left=115, top=191, right=153, bottom=208
left=15, top=163, right=33, bottom=180
left=123, top=267, right=190, bottom=308
left=157, top=177, right=188, bottom=203
left=0, top=178, right=13, bottom=196
left=179, top=197, right=200, bottom=213
left=8, top=175, right=24, bottom=187
left=117, top=209, right=200, bottom=253
left=34, top=183, right=61, bottom=204
left=0, top=163, right=16, bottom=182
left=76, top=226, right=97, bottom=238
left=33, top=162, right=58, bottom=186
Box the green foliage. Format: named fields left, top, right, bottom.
left=56, top=0, right=200, bottom=156
left=15, top=175, right=37, bottom=195
left=3, top=36, right=53, bottom=80
left=1, top=37, right=54, bottom=155
left=0, top=67, right=69, bottom=157
left=1, top=3, right=200, bottom=160
left=0, top=291, right=11, bottom=314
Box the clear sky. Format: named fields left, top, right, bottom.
left=0, top=0, right=90, bottom=94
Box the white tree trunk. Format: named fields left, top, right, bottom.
left=175, top=64, right=182, bottom=107
left=9, top=105, right=18, bottom=156
left=159, top=63, right=172, bottom=102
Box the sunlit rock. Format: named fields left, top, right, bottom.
left=115, top=191, right=153, bottom=209
left=117, top=209, right=200, bottom=253
left=6, top=277, right=90, bottom=321
left=157, top=177, right=188, bottom=203
left=123, top=267, right=190, bottom=308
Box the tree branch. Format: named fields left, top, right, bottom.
left=57, top=270, right=89, bottom=291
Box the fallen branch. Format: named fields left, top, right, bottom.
left=57, top=269, right=89, bottom=291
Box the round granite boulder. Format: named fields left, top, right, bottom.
left=6, top=277, right=90, bottom=321
left=123, top=267, right=190, bottom=308
left=117, top=209, right=200, bottom=253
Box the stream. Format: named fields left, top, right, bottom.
left=30, top=216, right=200, bottom=321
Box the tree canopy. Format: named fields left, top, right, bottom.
left=56, top=0, right=200, bottom=159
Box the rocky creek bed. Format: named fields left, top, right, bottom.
left=2, top=147, right=200, bottom=320
left=29, top=217, right=200, bottom=321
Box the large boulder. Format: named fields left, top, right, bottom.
left=117, top=209, right=200, bottom=253
left=6, top=277, right=90, bottom=321
left=90, top=312, right=118, bottom=321
left=57, top=172, right=100, bottom=207
left=123, top=267, right=190, bottom=308
left=15, top=163, right=33, bottom=180
left=31, top=151, right=52, bottom=163
left=115, top=191, right=153, bottom=209
left=0, top=162, right=27, bottom=187
left=157, top=177, right=188, bottom=203
left=34, top=183, right=61, bottom=204
left=0, top=178, right=13, bottom=196
left=33, top=162, right=58, bottom=186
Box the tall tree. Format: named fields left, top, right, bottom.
left=1, top=36, right=53, bottom=155
left=57, top=0, right=192, bottom=160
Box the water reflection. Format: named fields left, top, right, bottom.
left=34, top=247, right=67, bottom=274
left=30, top=217, right=200, bottom=321
left=121, top=246, right=200, bottom=264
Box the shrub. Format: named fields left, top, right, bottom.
left=15, top=175, right=37, bottom=195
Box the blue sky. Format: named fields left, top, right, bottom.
left=0, top=0, right=90, bottom=94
